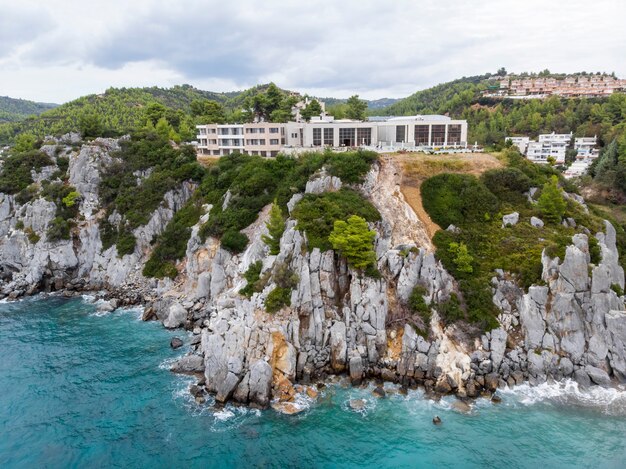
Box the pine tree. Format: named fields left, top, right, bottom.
left=328, top=215, right=376, bottom=270
left=261, top=201, right=285, bottom=255
left=537, top=176, right=566, bottom=223
left=449, top=242, right=473, bottom=274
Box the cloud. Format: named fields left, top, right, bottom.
left=0, top=0, right=624, bottom=103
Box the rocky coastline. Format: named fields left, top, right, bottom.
left=1, top=136, right=625, bottom=412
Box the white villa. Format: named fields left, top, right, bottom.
left=196, top=114, right=468, bottom=157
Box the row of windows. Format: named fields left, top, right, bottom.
left=412, top=124, right=462, bottom=145
left=245, top=139, right=281, bottom=145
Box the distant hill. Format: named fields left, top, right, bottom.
left=0, top=96, right=58, bottom=123
left=0, top=85, right=237, bottom=142
left=317, top=96, right=399, bottom=110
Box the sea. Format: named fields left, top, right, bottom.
left=1, top=295, right=625, bottom=468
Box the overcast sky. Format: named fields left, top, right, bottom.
left=1, top=0, right=625, bottom=104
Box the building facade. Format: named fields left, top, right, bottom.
left=197, top=115, right=468, bottom=156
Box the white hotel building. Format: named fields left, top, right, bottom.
left=196, top=115, right=468, bottom=157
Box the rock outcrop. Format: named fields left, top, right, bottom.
left=1, top=139, right=625, bottom=410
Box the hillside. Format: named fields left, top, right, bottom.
left=0, top=96, right=58, bottom=123
left=379, top=74, right=491, bottom=116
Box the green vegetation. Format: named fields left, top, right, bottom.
left=329, top=215, right=377, bottom=271
left=300, top=99, right=323, bottom=122
left=345, top=95, right=368, bottom=121
left=421, top=173, right=499, bottom=228
left=264, top=261, right=299, bottom=313
left=239, top=261, right=264, bottom=298
left=537, top=176, right=567, bottom=223
left=262, top=201, right=285, bottom=255
left=0, top=150, right=52, bottom=194
left=198, top=149, right=378, bottom=253
left=422, top=147, right=606, bottom=330
left=408, top=285, right=431, bottom=325
left=98, top=127, right=204, bottom=258
left=143, top=199, right=204, bottom=278
left=0, top=96, right=57, bottom=123
left=292, top=189, right=381, bottom=251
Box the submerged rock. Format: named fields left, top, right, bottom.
left=170, top=337, right=183, bottom=349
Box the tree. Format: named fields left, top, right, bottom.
left=13, top=132, right=37, bottom=153
left=144, top=102, right=167, bottom=125
left=449, top=242, right=473, bottom=274
left=345, top=95, right=367, bottom=121
left=190, top=99, right=226, bottom=124
left=329, top=215, right=376, bottom=270
left=261, top=201, right=285, bottom=255
left=155, top=117, right=172, bottom=141
left=537, top=176, right=566, bottom=223
left=78, top=111, right=103, bottom=138
left=300, top=99, right=323, bottom=122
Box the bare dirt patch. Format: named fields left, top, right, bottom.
left=196, top=154, right=220, bottom=167
left=388, top=152, right=503, bottom=239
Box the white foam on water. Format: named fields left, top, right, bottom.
left=500, top=379, right=626, bottom=415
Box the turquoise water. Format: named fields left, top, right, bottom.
left=1, top=296, right=626, bottom=468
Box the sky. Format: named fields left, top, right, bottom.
left=1, top=0, right=625, bottom=104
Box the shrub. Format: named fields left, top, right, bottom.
left=292, top=188, right=380, bottom=251
left=221, top=230, right=249, bottom=253
left=265, top=287, right=292, bottom=313
left=326, top=149, right=377, bottom=184
left=0, top=150, right=53, bottom=194
left=436, top=293, right=464, bottom=323
left=449, top=241, right=473, bottom=274
left=56, top=156, right=69, bottom=177
left=24, top=227, right=40, bottom=244
left=409, top=285, right=431, bottom=324
left=116, top=231, right=137, bottom=257
left=589, top=236, right=602, bottom=265
left=47, top=217, right=71, bottom=242
left=15, top=220, right=24, bottom=230
left=62, top=191, right=81, bottom=207
left=421, top=173, right=499, bottom=228
left=239, top=261, right=263, bottom=298
left=611, top=283, right=624, bottom=297
left=481, top=168, right=532, bottom=203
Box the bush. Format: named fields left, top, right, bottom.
left=221, top=230, right=249, bottom=253
left=239, top=261, right=264, bottom=298
left=611, top=283, right=624, bottom=297
left=293, top=188, right=380, bottom=251
left=589, top=236, right=602, bottom=265
left=409, top=285, right=431, bottom=324
left=421, top=173, right=499, bottom=228
left=265, top=287, right=292, bottom=313
left=436, top=293, right=465, bottom=324
left=449, top=241, right=473, bottom=274
left=0, top=150, right=52, bottom=194
left=24, top=227, right=40, bottom=244
left=116, top=231, right=137, bottom=257
left=261, top=201, right=285, bottom=255
left=47, top=217, right=71, bottom=242
left=481, top=168, right=532, bottom=203
left=326, top=149, right=377, bottom=184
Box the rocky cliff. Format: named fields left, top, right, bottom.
left=1, top=137, right=625, bottom=410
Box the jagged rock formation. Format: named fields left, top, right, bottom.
left=1, top=138, right=625, bottom=410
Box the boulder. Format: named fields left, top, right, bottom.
left=502, top=212, right=519, bottom=227
left=372, top=386, right=386, bottom=398
left=349, top=355, right=363, bottom=385
left=170, top=337, right=184, bottom=349
left=584, top=365, right=611, bottom=387
left=530, top=216, right=544, bottom=228
left=170, top=355, right=205, bottom=373
left=163, top=302, right=187, bottom=329
left=97, top=301, right=115, bottom=312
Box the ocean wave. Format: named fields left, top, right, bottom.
left=499, top=379, right=626, bottom=415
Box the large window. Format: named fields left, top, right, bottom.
left=270, top=139, right=279, bottom=145
left=270, top=127, right=279, bottom=134
left=313, top=128, right=322, bottom=146
left=339, top=128, right=356, bottom=146
left=415, top=125, right=429, bottom=145
left=432, top=125, right=446, bottom=145
left=324, top=128, right=334, bottom=146
left=447, top=124, right=462, bottom=144
left=395, top=125, right=405, bottom=143
left=357, top=128, right=372, bottom=145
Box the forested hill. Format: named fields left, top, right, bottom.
left=379, top=74, right=490, bottom=116
left=0, top=96, right=58, bottom=123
